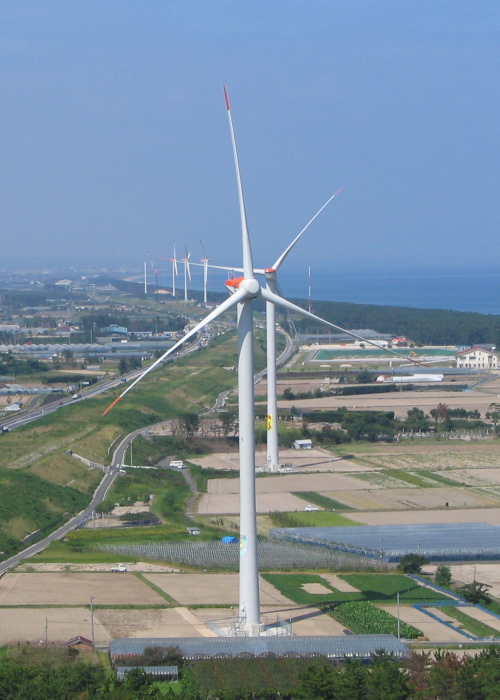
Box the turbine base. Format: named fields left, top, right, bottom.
left=206, top=614, right=293, bottom=638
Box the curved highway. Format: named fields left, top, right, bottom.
left=0, top=425, right=149, bottom=575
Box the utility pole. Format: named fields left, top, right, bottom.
left=90, top=596, right=95, bottom=649
left=397, top=592, right=400, bottom=639
left=45, top=618, right=48, bottom=647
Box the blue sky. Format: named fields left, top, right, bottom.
left=0, top=2, right=499, bottom=277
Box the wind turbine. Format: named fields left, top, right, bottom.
left=104, top=87, right=425, bottom=634
left=147, top=251, right=160, bottom=293
left=182, top=247, right=192, bottom=301
left=200, top=240, right=209, bottom=304
left=160, top=242, right=179, bottom=297
left=192, top=189, right=343, bottom=472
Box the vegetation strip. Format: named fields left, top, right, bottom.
left=290, top=491, right=353, bottom=510
left=133, top=572, right=177, bottom=603
left=437, top=606, right=500, bottom=638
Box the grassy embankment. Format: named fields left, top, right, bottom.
left=0, top=329, right=265, bottom=557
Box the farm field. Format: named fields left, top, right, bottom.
left=432, top=563, right=500, bottom=599
left=278, top=387, right=498, bottom=418
left=0, top=572, right=164, bottom=606
left=0, top=607, right=110, bottom=646
left=378, top=605, right=468, bottom=643
left=194, top=448, right=372, bottom=472
left=353, top=507, right=500, bottom=526
left=143, top=573, right=292, bottom=606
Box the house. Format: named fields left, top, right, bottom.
left=65, top=636, right=93, bottom=653
left=293, top=439, right=312, bottom=450
left=455, top=347, right=500, bottom=370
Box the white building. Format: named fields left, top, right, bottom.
left=293, top=439, right=312, bottom=449
left=455, top=347, right=500, bottom=370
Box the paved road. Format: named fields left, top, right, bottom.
left=0, top=339, right=200, bottom=434
left=0, top=425, right=149, bottom=575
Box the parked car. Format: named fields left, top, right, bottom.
left=170, top=460, right=185, bottom=469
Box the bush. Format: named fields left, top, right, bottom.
left=398, top=554, right=429, bottom=574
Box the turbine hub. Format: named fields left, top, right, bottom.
left=240, top=277, right=260, bottom=296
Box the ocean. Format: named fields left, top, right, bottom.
left=276, top=269, right=500, bottom=315
left=167, top=267, right=500, bottom=316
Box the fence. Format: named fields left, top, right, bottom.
left=98, top=540, right=386, bottom=571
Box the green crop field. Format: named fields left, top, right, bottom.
left=263, top=572, right=449, bottom=606
left=270, top=510, right=361, bottom=528
left=330, top=600, right=422, bottom=638
left=291, top=491, right=354, bottom=510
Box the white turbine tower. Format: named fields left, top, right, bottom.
left=200, top=240, right=209, bottom=304
left=182, top=247, right=192, bottom=301
left=104, top=87, right=424, bottom=634
left=170, top=242, right=179, bottom=298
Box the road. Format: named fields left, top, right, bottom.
left=0, top=338, right=199, bottom=433
left=0, top=425, right=148, bottom=575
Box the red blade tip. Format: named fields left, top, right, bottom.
left=102, top=396, right=122, bottom=416
left=223, top=85, right=230, bottom=111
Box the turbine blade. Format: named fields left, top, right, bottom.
left=102, top=288, right=247, bottom=415
left=224, top=86, right=254, bottom=278
left=200, top=239, right=208, bottom=260
left=260, top=287, right=427, bottom=367
left=272, top=186, right=344, bottom=271
left=173, top=242, right=179, bottom=276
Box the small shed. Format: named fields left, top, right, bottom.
left=65, top=636, right=93, bottom=653
left=186, top=526, right=201, bottom=536
left=293, top=439, right=312, bottom=450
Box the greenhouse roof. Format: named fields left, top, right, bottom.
left=271, top=522, right=500, bottom=562
left=110, top=635, right=409, bottom=660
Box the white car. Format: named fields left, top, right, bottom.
left=111, top=563, right=127, bottom=573
left=170, top=460, right=185, bottom=469
left=304, top=504, right=319, bottom=511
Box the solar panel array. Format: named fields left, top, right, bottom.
left=271, top=522, right=500, bottom=562
left=110, top=635, right=409, bottom=661
left=98, top=540, right=384, bottom=570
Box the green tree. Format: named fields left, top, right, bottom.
left=181, top=412, right=200, bottom=438
left=405, top=408, right=430, bottom=432
left=298, top=663, right=339, bottom=699
left=398, top=554, right=429, bottom=574
left=357, top=369, right=373, bottom=384
left=366, top=655, right=409, bottom=700
left=458, top=581, right=492, bottom=605
left=435, top=566, right=452, bottom=587
left=119, top=358, right=128, bottom=374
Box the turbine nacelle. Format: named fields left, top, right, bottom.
left=225, top=276, right=260, bottom=297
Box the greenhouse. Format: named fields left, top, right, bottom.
left=271, top=522, right=500, bottom=563
left=110, top=635, right=409, bottom=663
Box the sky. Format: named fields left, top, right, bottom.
left=0, top=2, right=499, bottom=280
